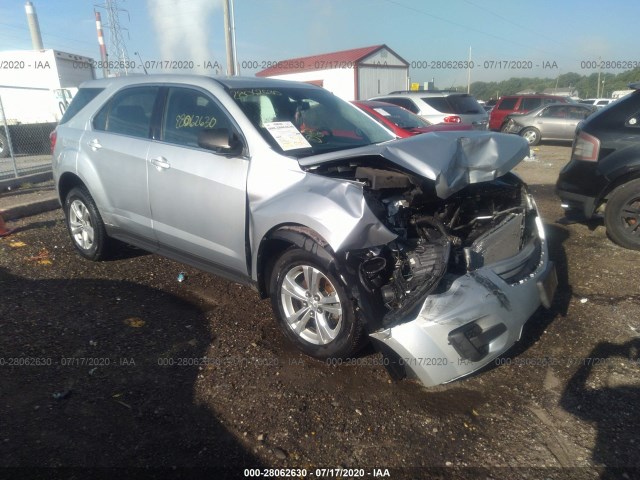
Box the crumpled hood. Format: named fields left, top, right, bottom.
left=299, top=131, right=530, bottom=198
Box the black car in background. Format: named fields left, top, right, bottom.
left=556, top=82, right=640, bottom=249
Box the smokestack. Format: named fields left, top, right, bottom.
left=95, top=10, right=109, bottom=78
left=25, top=1, right=44, bottom=50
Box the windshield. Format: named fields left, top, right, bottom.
left=229, top=86, right=394, bottom=156
left=367, top=104, right=431, bottom=129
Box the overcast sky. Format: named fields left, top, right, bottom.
left=0, top=0, right=637, bottom=87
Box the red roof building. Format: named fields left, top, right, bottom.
left=255, top=44, right=409, bottom=101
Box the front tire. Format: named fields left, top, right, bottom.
left=269, top=246, right=364, bottom=359
left=604, top=179, right=640, bottom=250
left=64, top=186, right=110, bottom=260
left=521, top=127, right=541, bottom=146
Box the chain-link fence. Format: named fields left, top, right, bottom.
left=0, top=88, right=57, bottom=182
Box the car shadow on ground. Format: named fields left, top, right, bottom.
left=0, top=267, right=261, bottom=475
left=560, top=339, right=640, bottom=479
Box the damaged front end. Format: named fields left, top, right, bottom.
left=303, top=132, right=557, bottom=387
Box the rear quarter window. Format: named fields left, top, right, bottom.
left=58, top=88, right=104, bottom=124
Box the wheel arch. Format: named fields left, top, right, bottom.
left=57, top=172, right=88, bottom=206
left=256, top=224, right=334, bottom=299
left=598, top=163, right=640, bottom=206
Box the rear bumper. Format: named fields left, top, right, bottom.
left=556, top=189, right=598, bottom=220
left=370, top=231, right=555, bottom=387
left=556, top=158, right=608, bottom=219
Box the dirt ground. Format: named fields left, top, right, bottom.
left=1, top=144, right=639, bottom=479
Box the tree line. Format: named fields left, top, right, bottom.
left=461, top=67, right=640, bottom=101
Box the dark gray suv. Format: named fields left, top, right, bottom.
left=557, top=83, right=640, bottom=249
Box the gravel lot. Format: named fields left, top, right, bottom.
left=1, top=144, right=639, bottom=479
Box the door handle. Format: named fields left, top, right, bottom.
left=150, top=157, right=171, bottom=170
left=88, top=139, right=102, bottom=151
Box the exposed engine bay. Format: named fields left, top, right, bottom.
left=309, top=158, right=541, bottom=328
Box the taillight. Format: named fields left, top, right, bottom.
left=443, top=115, right=462, bottom=123
left=50, top=129, right=57, bottom=154
left=572, top=131, right=600, bottom=162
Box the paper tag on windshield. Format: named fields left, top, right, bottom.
left=263, top=121, right=312, bottom=150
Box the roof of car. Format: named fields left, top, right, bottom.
left=375, top=91, right=471, bottom=98
left=499, top=93, right=566, bottom=99
left=354, top=100, right=404, bottom=108
left=78, top=74, right=321, bottom=91
left=630, top=82, right=640, bottom=89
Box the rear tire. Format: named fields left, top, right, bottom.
left=604, top=179, right=640, bottom=250
left=64, top=186, right=110, bottom=260
left=269, top=245, right=365, bottom=359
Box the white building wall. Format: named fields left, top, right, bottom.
left=358, top=66, right=408, bottom=100
left=263, top=67, right=355, bottom=100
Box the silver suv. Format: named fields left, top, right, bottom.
left=369, top=91, right=488, bottom=129
left=52, top=75, right=555, bottom=387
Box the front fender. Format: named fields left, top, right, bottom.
left=249, top=173, right=397, bottom=282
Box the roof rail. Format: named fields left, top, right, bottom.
left=387, top=89, right=459, bottom=94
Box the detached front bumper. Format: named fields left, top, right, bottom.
left=370, top=230, right=556, bottom=387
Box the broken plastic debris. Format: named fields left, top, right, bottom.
left=580, top=298, right=588, bottom=304
left=177, top=272, right=186, bottom=283
left=8, top=241, right=26, bottom=248
left=124, top=317, right=145, bottom=328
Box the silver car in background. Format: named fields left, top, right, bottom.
left=52, top=75, right=555, bottom=387
left=503, top=103, right=596, bottom=145
left=369, top=91, right=488, bottom=129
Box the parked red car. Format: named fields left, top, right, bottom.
left=353, top=100, right=471, bottom=137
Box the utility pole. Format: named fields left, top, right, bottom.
left=466, top=46, right=471, bottom=94
left=597, top=56, right=602, bottom=98
left=96, top=0, right=131, bottom=76
left=223, top=0, right=238, bottom=76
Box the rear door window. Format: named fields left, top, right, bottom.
left=520, top=97, right=542, bottom=111
left=93, top=86, right=159, bottom=139
left=497, top=98, right=518, bottom=110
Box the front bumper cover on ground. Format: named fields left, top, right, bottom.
left=370, top=238, right=556, bottom=387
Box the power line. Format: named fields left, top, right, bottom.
left=379, top=0, right=578, bottom=61
left=0, top=21, right=97, bottom=47
left=461, top=0, right=573, bottom=51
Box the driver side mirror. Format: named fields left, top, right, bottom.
left=198, top=128, right=243, bottom=155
